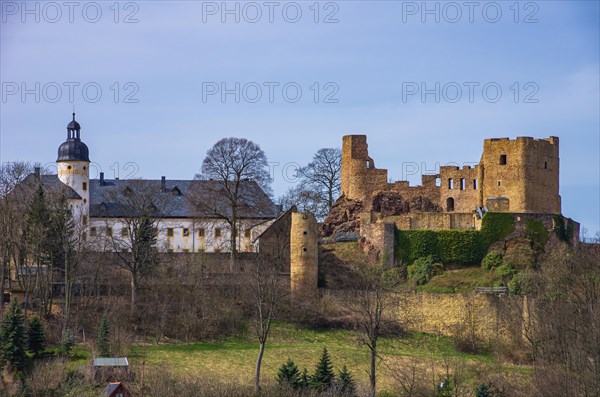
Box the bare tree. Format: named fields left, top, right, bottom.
left=195, top=138, right=271, bottom=271
left=247, top=255, right=288, bottom=393
left=296, top=148, right=341, bottom=220
left=0, top=162, right=35, bottom=312
left=344, top=263, right=400, bottom=397
left=100, top=180, right=171, bottom=316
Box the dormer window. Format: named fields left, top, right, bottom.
left=171, top=187, right=181, bottom=196
left=124, top=187, right=133, bottom=195
left=499, top=155, right=507, bottom=165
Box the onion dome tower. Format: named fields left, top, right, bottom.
left=57, top=113, right=90, bottom=218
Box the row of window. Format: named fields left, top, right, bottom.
left=88, top=226, right=252, bottom=238
left=447, top=178, right=478, bottom=190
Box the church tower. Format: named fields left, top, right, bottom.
left=57, top=113, right=90, bottom=220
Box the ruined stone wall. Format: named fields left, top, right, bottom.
left=382, top=212, right=477, bottom=231
left=439, top=165, right=480, bottom=212
left=257, top=207, right=294, bottom=271
left=480, top=137, right=560, bottom=213
left=290, top=212, right=319, bottom=305
left=359, top=222, right=395, bottom=265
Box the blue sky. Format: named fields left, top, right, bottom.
left=1, top=1, right=599, bottom=235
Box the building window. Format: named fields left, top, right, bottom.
left=182, top=248, right=190, bottom=253
left=121, top=227, right=129, bottom=236
left=473, top=179, right=478, bottom=189
left=460, top=178, right=465, bottom=190
left=499, top=154, right=507, bottom=165
left=244, top=228, right=251, bottom=238
left=215, top=228, right=222, bottom=238
left=82, top=182, right=87, bottom=191
left=198, top=228, right=205, bottom=237
left=214, top=248, right=221, bottom=253
left=106, top=227, right=113, bottom=236
left=90, top=227, right=97, bottom=237
left=448, top=178, right=454, bottom=189
left=82, top=215, right=87, bottom=225
left=446, top=197, right=455, bottom=212
left=183, top=228, right=190, bottom=237
left=197, top=248, right=205, bottom=253
left=167, top=228, right=174, bottom=237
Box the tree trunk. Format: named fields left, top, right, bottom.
left=370, top=340, right=377, bottom=397
left=130, top=273, right=137, bottom=317
left=255, top=341, right=266, bottom=393
left=230, top=218, right=237, bottom=273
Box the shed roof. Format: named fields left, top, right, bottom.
left=93, top=357, right=129, bottom=367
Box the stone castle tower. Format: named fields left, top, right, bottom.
left=57, top=113, right=90, bottom=220
left=290, top=212, right=319, bottom=304
left=480, top=136, right=560, bottom=213
left=340, top=135, right=388, bottom=205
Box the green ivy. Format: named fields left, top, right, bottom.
left=396, top=212, right=515, bottom=266
left=525, top=219, right=549, bottom=249
left=553, top=214, right=574, bottom=243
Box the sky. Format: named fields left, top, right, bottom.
left=1, top=0, right=599, bottom=235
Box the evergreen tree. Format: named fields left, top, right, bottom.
left=311, top=347, right=335, bottom=391
left=27, top=316, right=45, bottom=357
left=298, top=368, right=310, bottom=389
left=61, top=328, right=74, bottom=356
left=0, top=299, right=27, bottom=373
left=276, top=358, right=300, bottom=388
left=476, top=383, right=492, bottom=397
left=337, top=365, right=356, bottom=395
left=97, top=315, right=110, bottom=357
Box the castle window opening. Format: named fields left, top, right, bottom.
left=448, top=178, right=454, bottom=189
left=446, top=197, right=455, bottom=212
left=167, top=228, right=174, bottom=237
left=183, top=228, right=190, bottom=237
left=83, top=199, right=87, bottom=204
left=82, top=182, right=87, bottom=191
left=121, top=227, right=128, bottom=236
left=303, top=231, right=307, bottom=235
left=544, top=161, right=548, bottom=169
left=366, top=160, right=371, bottom=169
left=303, top=247, right=307, bottom=252
left=435, top=177, right=441, bottom=187
left=90, top=227, right=97, bottom=237
left=67, top=165, right=72, bottom=170
left=473, top=179, right=478, bottom=189
left=500, top=154, right=507, bottom=165
left=83, top=166, right=86, bottom=170
left=198, top=228, right=205, bottom=237
left=460, top=178, right=465, bottom=190
left=498, top=181, right=501, bottom=187
left=215, top=228, right=222, bottom=238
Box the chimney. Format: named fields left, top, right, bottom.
left=34, top=166, right=41, bottom=180
left=161, top=176, right=166, bottom=191
left=99, top=172, right=105, bottom=186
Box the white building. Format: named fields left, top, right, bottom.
left=25, top=114, right=280, bottom=253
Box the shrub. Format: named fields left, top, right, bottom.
left=508, top=272, right=533, bottom=295
left=408, top=256, right=443, bottom=285
left=97, top=315, right=110, bottom=357
left=497, top=263, right=516, bottom=278
left=0, top=299, right=27, bottom=373
left=482, top=251, right=503, bottom=270
left=337, top=365, right=355, bottom=396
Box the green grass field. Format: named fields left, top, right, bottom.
left=119, top=321, right=527, bottom=394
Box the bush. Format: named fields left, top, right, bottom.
left=408, top=256, right=443, bottom=286
left=311, top=348, right=335, bottom=391
left=27, top=317, right=45, bottom=357
left=496, top=263, right=516, bottom=278
left=508, top=272, right=533, bottom=295
left=482, top=251, right=503, bottom=270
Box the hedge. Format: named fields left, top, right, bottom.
left=395, top=212, right=515, bottom=266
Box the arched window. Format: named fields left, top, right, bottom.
left=446, top=197, right=455, bottom=212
